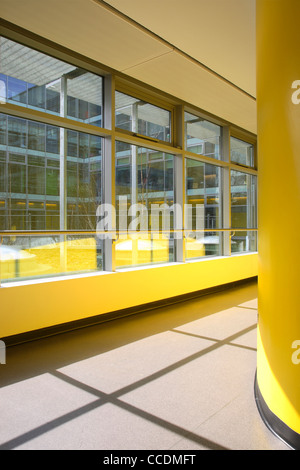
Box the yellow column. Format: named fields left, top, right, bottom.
left=256, top=0, right=300, bottom=448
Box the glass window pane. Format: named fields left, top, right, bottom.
left=185, top=112, right=221, bottom=159
left=28, top=166, right=45, bottom=195
left=230, top=137, right=254, bottom=167
left=9, top=153, right=26, bottom=163
left=46, top=126, right=59, bottom=154
left=7, top=76, right=27, bottom=104
left=67, top=130, right=78, bottom=157
left=231, top=230, right=257, bottom=254
left=0, top=234, right=102, bottom=283
left=231, top=170, right=257, bottom=229
left=0, top=36, right=103, bottom=126
left=0, top=114, right=58, bottom=230
left=28, top=84, right=45, bottom=110
left=231, top=170, right=257, bottom=253
left=28, top=122, right=45, bottom=152
left=46, top=168, right=59, bottom=196
left=185, top=157, right=222, bottom=259
left=67, top=71, right=103, bottom=126
left=0, top=162, right=5, bottom=192
left=0, top=114, right=7, bottom=145
left=0, top=114, right=103, bottom=279
left=46, top=86, right=59, bottom=114
left=0, top=199, right=5, bottom=231
left=115, top=91, right=171, bottom=142
left=8, top=116, right=27, bottom=148
left=8, top=163, right=26, bottom=194
left=67, top=131, right=102, bottom=230
left=45, top=201, right=59, bottom=230
left=115, top=142, right=174, bottom=268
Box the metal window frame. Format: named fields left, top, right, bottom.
left=0, top=20, right=258, bottom=284
left=114, top=86, right=175, bottom=148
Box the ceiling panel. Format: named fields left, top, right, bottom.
left=124, top=50, right=257, bottom=134
left=105, top=0, right=256, bottom=97
left=0, top=0, right=172, bottom=71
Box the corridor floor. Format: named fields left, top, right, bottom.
left=0, top=279, right=290, bottom=450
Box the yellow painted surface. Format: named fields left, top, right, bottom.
left=257, top=327, right=300, bottom=433
left=0, top=253, right=257, bottom=338
left=115, top=235, right=171, bottom=267
left=1, top=236, right=204, bottom=276
left=0, top=238, right=98, bottom=280
left=257, top=0, right=300, bottom=433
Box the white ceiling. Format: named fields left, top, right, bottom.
left=0, top=0, right=257, bottom=134
left=105, top=0, right=256, bottom=98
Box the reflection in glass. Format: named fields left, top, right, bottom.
left=0, top=115, right=6, bottom=145
left=0, top=234, right=102, bottom=283
left=231, top=230, right=257, bottom=253
left=66, top=131, right=102, bottom=230
left=231, top=170, right=257, bottom=229
left=7, top=76, right=27, bottom=104
left=230, top=137, right=254, bottom=167
left=231, top=170, right=257, bottom=253
left=8, top=163, right=26, bottom=194
left=0, top=114, right=60, bottom=230
left=185, top=232, right=222, bottom=259
left=185, top=157, right=222, bottom=259
left=0, top=37, right=102, bottom=126
left=115, top=91, right=171, bottom=142
left=67, top=72, right=102, bottom=126
left=0, top=114, right=102, bottom=233
left=115, top=142, right=174, bottom=268
left=28, top=122, right=45, bottom=151
left=185, top=112, right=221, bottom=159
left=8, top=116, right=26, bottom=148
left=0, top=159, right=5, bottom=193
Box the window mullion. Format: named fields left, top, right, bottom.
left=59, top=76, right=67, bottom=272
left=102, top=74, right=116, bottom=272
left=174, top=105, right=185, bottom=263
left=222, top=126, right=231, bottom=256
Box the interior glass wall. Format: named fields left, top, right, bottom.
left=0, top=117, right=103, bottom=280
left=231, top=170, right=257, bottom=253
left=185, top=112, right=221, bottom=160
left=0, top=34, right=258, bottom=284
left=0, top=114, right=60, bottom=230
left=115, top=142, right=174, bottom=268
left=230, top=137, right=254, bottom=168
left=66, top=130, right=102, bottom=230
left=0, top=37, right=103, bottom=126
left=115, top=91, right=171, bottom=143
left=185, top=157, right=222, bottom=259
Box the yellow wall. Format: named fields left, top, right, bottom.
left=0, top=253, right=257, bottom=338
left=257, top=0, right=300, bottom=435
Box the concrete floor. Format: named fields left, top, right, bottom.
left=0, top=279, right=290, bottom=450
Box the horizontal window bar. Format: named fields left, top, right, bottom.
left=0, top=228, right=258, bottom=236
left=114, top=128, right=181, bottom=154
left=0, top=103, right=111, bottom=138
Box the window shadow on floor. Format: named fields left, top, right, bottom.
left=1, top=279, right=258, bottom=387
